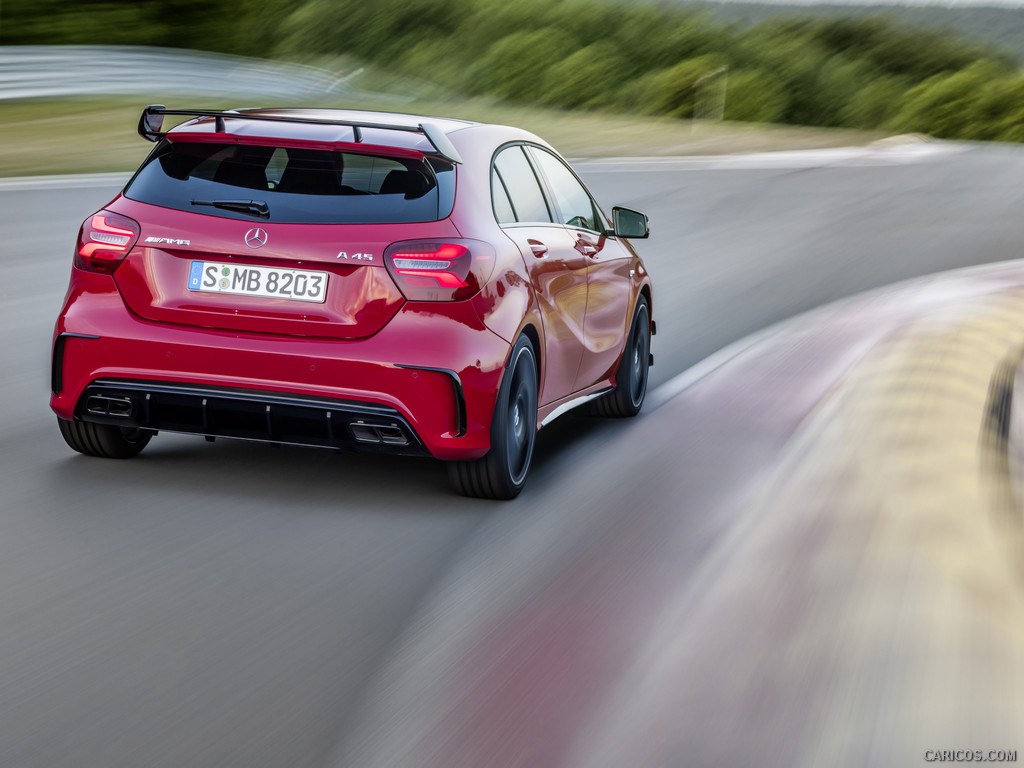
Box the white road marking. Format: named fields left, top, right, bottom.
left=577, top=142, right=970, bottom=172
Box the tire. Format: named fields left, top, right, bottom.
left=57, top=417, right=152, bottom=459
left=448, top=336, right=538, bottom=500
left=591, top=295, right=650, bottom=418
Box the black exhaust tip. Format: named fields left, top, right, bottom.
left=349, top=422, right=410, bottom=446
left=86, top=395, right=134, bottom=417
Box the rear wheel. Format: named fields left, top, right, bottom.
left=591, top=295, right=650, bottom=418
left=57, top=418, right=152, bottom=459
left=448, top=336, right=538, bottom=500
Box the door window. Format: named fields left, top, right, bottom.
left=527, top=147, right=601, bottom=233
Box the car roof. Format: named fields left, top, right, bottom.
left=167, top=108, right=479, bottom=156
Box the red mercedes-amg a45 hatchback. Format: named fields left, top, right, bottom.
left=50, top=106, right=654, bottom=498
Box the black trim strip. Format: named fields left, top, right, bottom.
left=92, top=379, right=397, bottom=416
left=395, top=364, right=467, bottom=437
left=51, top=333, right=99, bottom=395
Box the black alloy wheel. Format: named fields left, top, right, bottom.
left=448, top=335, right=538, bottom=500
left=591, top=295, right=650, bottom=418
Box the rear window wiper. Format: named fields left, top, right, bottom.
left=190, top=199, right=269, bottom=218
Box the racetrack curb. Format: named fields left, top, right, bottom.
left=753, top=286, right=1024, bottom=590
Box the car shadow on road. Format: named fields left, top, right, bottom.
left=49, top=432, right=462, bottom=512
left=528, top=413, right=623, bottom=477
left=43, top=409, right=629, bottom=511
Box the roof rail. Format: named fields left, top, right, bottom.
left=137, top=105, right=464, bottom=164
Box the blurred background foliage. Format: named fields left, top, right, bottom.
left=2, top=0, right=1022, bottom=141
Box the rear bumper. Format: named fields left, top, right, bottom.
left=77, top=379, right=430, bottom=455
left=50, top=275, right=510, bottom=460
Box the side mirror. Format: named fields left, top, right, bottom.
left=611, top=206, right=649, bottom=239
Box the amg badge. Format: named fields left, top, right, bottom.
left=145, top=236, right=191, bottom=246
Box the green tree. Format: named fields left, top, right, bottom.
left=278, top=0, right=470, bottom=61
left=814, top=55, right=875, bottom=127
left=444, top=0, right=551, bottom=67
left=621, top=54, right=728, bottom=118
left=890, top=62, right=1001, bottom=138
left=470, top=27, right=578, bottom=102
left=736, top=24, right=830, bottom=124
left=724, top=70, right=788, bottom=123
left=539, top=42, right=628, bottom=109
left=840, top=75, right=911, bottom=129
left=1, top=0, right=152, bottom=45
left=974, top=74, right=1024, bottom=141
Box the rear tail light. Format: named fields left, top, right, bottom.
left=75, top=211, right=141, bottom=273
left=384, top=239, right=494, bottom=302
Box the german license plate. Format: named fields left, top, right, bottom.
left=188, top=261, right=328, bottom=303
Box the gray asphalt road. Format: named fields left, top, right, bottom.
left=2, top=141, right=1024, bottom=767
left=0, top=46, right=380, bottom=101
left=582, top=142, right=1024, bottom=389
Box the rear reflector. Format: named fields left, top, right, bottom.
left=75, top=211, right=141, bottom=273
left=384, top=239, right=494, bottom=301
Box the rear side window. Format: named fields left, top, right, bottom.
left=492, top=147, right=552, bottom=224
left=125, top=142, right=455, bottom=224
left=491, top=172, right=516, bottom=225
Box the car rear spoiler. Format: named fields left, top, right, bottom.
left=137, top=105, right=464, bottom=164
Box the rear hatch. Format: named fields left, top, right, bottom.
left=108, top=139, right=459, bottom=340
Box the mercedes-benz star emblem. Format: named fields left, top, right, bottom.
left=244, top=228, right=268, bottom=249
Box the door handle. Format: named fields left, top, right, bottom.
left=528, top=239, right=548, bottom=257
left=574, top=238, right=599, bottom=257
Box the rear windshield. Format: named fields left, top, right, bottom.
left=124, top=141, right=456, bottom=224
